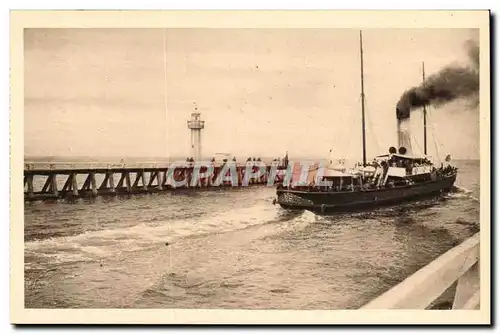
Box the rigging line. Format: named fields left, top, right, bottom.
left=414, top=113, right=425, bottom=156
left=341, top=99, right=359, bottom=163
left=411, top=121, right=424, bottom=157
left=328, top=99, right=350, bottom=164
left=328, top=91, right=353, bottom=161
left=426, top=113, right=437, bottom=156
left=331, top=108, right=351, bottom=162
left=328, top=111, right=342, bottom=161
left=434, top=114, right=446, bottom=154
left=363, top=95, right=379, bottom=155
left=426, top=109, right=442, bottom=164
left=344, top=94, right=363, bottom=164
left=408, top=114, right=424, bottom=157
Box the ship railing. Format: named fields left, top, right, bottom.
left=361, top=232, right=480, bottom=309
left=24, top=161, right=273, bottom=171
left=24, top=162, right=172, bottom=170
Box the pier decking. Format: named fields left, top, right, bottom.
left=24, top=161, right=287, bottom=201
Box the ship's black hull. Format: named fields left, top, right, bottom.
left=275, top=173, right=457, bottom=214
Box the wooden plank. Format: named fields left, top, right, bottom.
left=125, top=172, right=131, bottom=193
left=23, top=162, right=277, bottom=175
left=141, top=171, right=147, bottom=190
left=81, top=173, right=92, bottom=191
left=453, top=261, right=480, bottom=309
left=186, top=169, right=192, bottom=188
left=148, top=171, right=157, bottom=187
left=71, top=173, right=79, bottom=196
left=41, top=176, right=51, bottom=193
left=162, top=170, right=169, bottom=187
left=157, top=171, right=163, bottom=190
left=132, top=172, right=141, bottom=187
left=61, top=174, right=72, bottom=192
left=462, top=291, right=480, bottom=310
left=99, top=173, right=110, bottom=190
left=116, top=173, right=126, bottom=188
left=50, top=175, right=58, bottom=196
left=26, top=174, right=34, bottom=198
left=361, top=233, right=480, bottom=309
left=108, top=172, right=115, bottom=192
left=90, top=172, right=97, bottom=196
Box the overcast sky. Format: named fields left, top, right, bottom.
left=24, top=28, right=479, bottom=160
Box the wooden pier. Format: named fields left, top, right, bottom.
left=361, top=232, right=481, bottom=310
left=24, top=161, right=288, bottom=201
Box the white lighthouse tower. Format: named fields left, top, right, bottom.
left=187, top=103, right=205, bottom=161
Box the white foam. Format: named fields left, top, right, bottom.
left=452, top=185, right=479, bottom=202
left=453, top=185, right=472, bottom=194
left=25, top=199, right=288, bottom=264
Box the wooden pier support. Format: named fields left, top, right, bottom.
left=25, top=174, right=34, bottom=199
left=148, top=171, right=157, bottom=187
left=90, top=172, right=97, bottom=196
left=125, top=172, right=131, bottom=193
left=116, top=171, right=132, bottom=193
left=71, top=173, right=78, bottom=196
left=24, top=162, right=288, bottom=201
left=99, top=172, right=115, bottom=193
left=80, top=172, right=98, bottom=196
left=108, top=172, right=115, bottom=193
left=132, top=171, right=148, bottom=191
left=40, top=175, right=58, bottom=197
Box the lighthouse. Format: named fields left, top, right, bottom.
left=187, top=103, right=205, bottom=161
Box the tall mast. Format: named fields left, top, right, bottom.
left=359, top=30, right=367, bottom=166
left=422, top=61, right=427, bottom=156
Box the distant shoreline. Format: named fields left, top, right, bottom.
left=24, top=156, right=480, bottom=163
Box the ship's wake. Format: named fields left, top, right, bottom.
left=450, top=185, right=479, bottom=202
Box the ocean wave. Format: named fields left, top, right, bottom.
left=24, top=200, right=285, bottom=265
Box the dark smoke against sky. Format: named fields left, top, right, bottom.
left=396, top=39, right=479, bottom=120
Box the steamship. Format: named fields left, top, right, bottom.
left=274, top=31, right=458, bottom=214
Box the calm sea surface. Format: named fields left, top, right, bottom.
left=24, top=160, right=480, bottom=309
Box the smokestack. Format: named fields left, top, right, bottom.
left=397, top=119, right=412, bottom=156
left=396, top=40, right=479, bottom=121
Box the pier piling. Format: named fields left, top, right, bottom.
left=23, top=161, right=287, bottom=201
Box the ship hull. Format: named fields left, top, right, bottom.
left=276, top=173, right=457, bottom=214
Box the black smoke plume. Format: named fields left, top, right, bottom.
left=396, top=40, right=479, bottom=120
